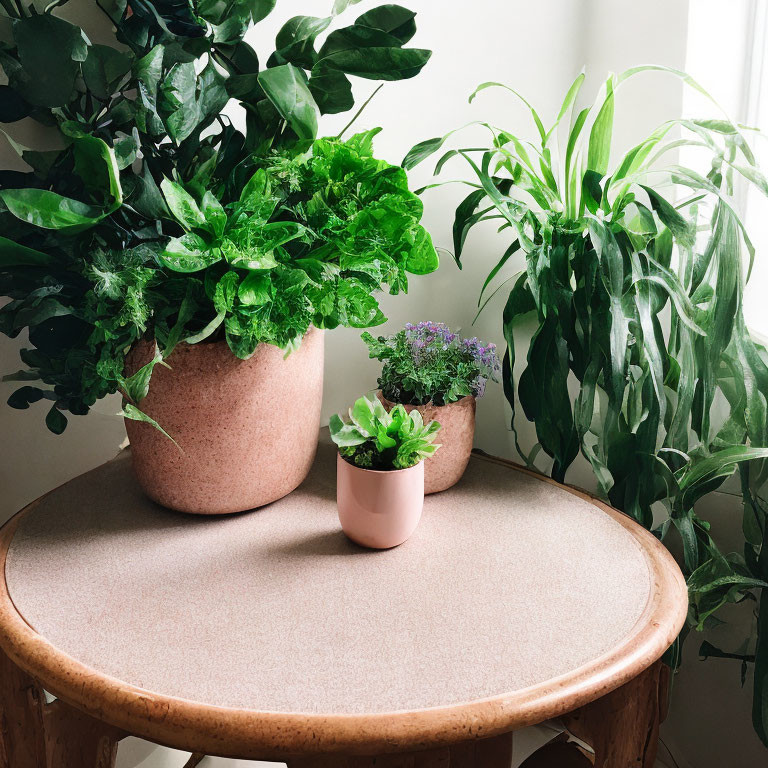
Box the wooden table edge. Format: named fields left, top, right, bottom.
left=0, top=450, right=688, bottom=760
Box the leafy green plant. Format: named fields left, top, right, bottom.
left=157, top=128, right=438, bottom=354
left=406, top=68, right=768, bottom=746
left=0, top=0, right=436, bottom=433
left=330, top=392, right=441, bottom=469
left=362, top=321, right=500, bottom=405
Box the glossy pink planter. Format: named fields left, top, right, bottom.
left=336, top=454, right=424, bottom=549
left=124, top=328, right=324, bottom=515
left=379, top=393, right=476, bottom=494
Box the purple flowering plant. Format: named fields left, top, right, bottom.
left=361, top=322, right=500, bottom=406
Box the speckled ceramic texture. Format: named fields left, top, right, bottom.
left=379, top=393, right=476, bottom=494
left=336, top=453, right=424, bottom=549
left=0, top=432, right=688, bottom=758
left=124, top=328, right=324, bottom=514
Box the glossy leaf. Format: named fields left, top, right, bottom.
left=0, top=189, right=104, bottom=231
left=238, top=272, right=271, bottom=305
left=159, top=233, right=221, bottom=272
left=160, top=179, right=208, bottom=231
left=73, top=136, right=123, bottom=209
left=258, top=64, right=319, bottom=140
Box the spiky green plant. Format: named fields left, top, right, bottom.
left=405, top=66, right=768, bottom=747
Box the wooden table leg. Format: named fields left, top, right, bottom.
left=0, top=646, right=47, bottom=768
left=1, top=646, right=126, bottom=768
left=44, top=699, right=125, bottom=768
left=449, top=731, right=514, bottom=767
left=286, top=735, right=512, bottom=768
left=562, top=660, right=663, bottom=768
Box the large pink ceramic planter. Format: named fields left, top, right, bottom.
left=124, top=328, right=324, bottom=515
left=379, top=393, right=476, bottom=494
left=336, top=454, right=424, bottom=549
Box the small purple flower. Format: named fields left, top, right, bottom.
left=368, top=321, right=501, bottom=404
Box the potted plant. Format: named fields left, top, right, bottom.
left=362, top=321, right=499, bottom=493
left=0, top=0, right=438, bottom=514
left=330, top=392, right=441, bottom=548
left=405, top=69, right=768, bottom=745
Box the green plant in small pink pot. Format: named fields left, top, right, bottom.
left=362, top=322, right=500, bottom=493
left=330, top=393, right=441, bottom=549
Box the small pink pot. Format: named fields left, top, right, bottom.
left=336, top=454, right=424, bottom=549
left=378, top=393, right=476, bottom=494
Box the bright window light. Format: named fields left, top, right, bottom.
left=684, top=0, right=768, bottom=338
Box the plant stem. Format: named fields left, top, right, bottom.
left=335, top=84, right=384, bottom=140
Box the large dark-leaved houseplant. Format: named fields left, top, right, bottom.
left=0, top=0, right=439, bottom=514
left=406, top=68, right=768, bottom=747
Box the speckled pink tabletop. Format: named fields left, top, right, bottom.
left=5, top=435, right=651, bottom=716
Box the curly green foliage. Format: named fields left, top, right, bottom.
left=0, top=0, right=435, bottom=432
left=362, top=321, right=500, bottom=405
left=330, top=392, right=441, bottom=470
left=157, top=129, right=439, bottom=355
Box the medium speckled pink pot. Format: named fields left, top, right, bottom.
left=336, top=453, right=424, bottom=549
left=379, top=393, right=476, bottom=494
left=124, top=328, right=324, bottom=515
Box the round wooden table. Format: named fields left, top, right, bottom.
left=0, top=434, right=687, bottom=768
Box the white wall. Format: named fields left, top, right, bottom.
left=2, top=1, right=765, bottom=767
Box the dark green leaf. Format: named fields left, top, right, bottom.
left=82, top=45, right=131, bottom=100
left=258, top=64, right=319, bottom=140
left=45, top=405, right=67, bottom=435
left=355, top=5, right=417, bottom=44
left=73, top=136, right=123, bottom=209
left=0, top=236, right=52, bottom=267
left=7, top=386, right=46, bottom=409
left=134, top=45, right=165, bottom=136
left=309, top=64, right=354, bottom=114
left=270, top=15, right=331, bottom=68
left=641, top=185, right=696, bottom=248
left=159, top=62, right=199, bottom=143
left=0, top=85, right=30, bottom=123
left=12, top=15, right=88, bottom=107
left=318, top=26, right=431, bottom=80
